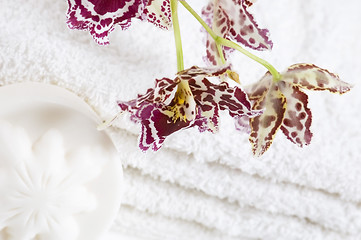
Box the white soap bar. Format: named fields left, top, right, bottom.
left=0, top=83, right=123, bottom=240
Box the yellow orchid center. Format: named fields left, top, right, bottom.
left=165, top=80, right=196, bottom=122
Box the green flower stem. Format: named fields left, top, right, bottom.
left=218, top=38, right=281, bottom=81
left=216, top=42, right=226, bottom=64
left=170, top=0, right=184, bottom=72
left=179, top=1, right=216, bottom=39
left=179, top=0, right=281, bottom=82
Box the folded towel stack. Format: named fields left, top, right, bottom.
left=1, top=0, right=361, bottom=239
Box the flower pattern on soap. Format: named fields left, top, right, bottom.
left=0, top=121, right=104, bottom=240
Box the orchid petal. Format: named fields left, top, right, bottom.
left=188, top=78, right=221, bottom=132
left=153, top=77, right=178, bottom=104
left=139, top=105, right=190, bottom=151
left=231, top=0, right=273, bottom=50
left=244, top=72, right=272, bottom=101
left=249, top=83, right=286, bottom=156
left=202, top=0, right=272, bottom=66
left=118, top=77, right=178, bottom=122
left=182, top=89, right=197, bottom=121
left=178, top=65, right=230, bottom=79
left=189, top=77, right=262, bottom=132
left=201, top=2, right=230, bottom=66
left=204, top=38, right=227, bottom=67
left=66, top=0, right=148, bottom=45
left=283, top=63, right=353, bottom=94
left=244, top=0, right=257, bottom=7
left=209, top=0, right=272, bottom=51
left=234, top=115, right=251, bottom=134
left=213, top=82, right=261, bottom=117
left=138, top=103, right=210, bottom=151
left=279, top=82, right=313, bottom=147
left=143, top=0, right=172, bottom=30
left=235, top=72, right=272, bottom=136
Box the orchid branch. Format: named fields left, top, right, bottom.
left=216, top=42, right=226, bottom=64
left=171, top=0, right=184, bottom=72
left=179, top=0, right=281, bottom=82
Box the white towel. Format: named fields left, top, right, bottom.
left=1, top=0, right=361, bottom=239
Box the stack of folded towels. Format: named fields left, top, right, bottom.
left=1, top=0, right=361, bottom=239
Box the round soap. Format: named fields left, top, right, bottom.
left=0, top=83, right=123, bottom=240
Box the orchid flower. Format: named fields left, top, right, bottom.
left=118, top=65, right=262, bottom=151
left=201, top=0, right=272, bottom=66
left=240, top=63, right=352, bottom=156
left=66, top=0, right=172, bottom=45
left=64, top=0, right=352, bottom=156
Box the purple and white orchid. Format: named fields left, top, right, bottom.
left=118, top=65, right=262, bottom=151
left=66, top=0, right=172, bottom=45
left=64, top=0, right=353, bottom=156
left=241, top=63, right=352, bottom=156
left=202, top=0, right=272, bottom=66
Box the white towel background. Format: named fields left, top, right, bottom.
left=1, top=0, right=361, bottom=239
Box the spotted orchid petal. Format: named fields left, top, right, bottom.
left=218, top=0, right=273, bottom=50
left=153, top=77, right=178, bottom=104
left=244, top=0, right=257, bottom=7
left=234, top=115, right=251, bottom=134
left=202, top=0, right=272, bottom=66
left=137, top=104, right=191, bottom=151
left=143, top=0, right=172, bottom=30
left=66, top=0, right=148, bottom=45
left=119, top=77, right=178, bottom=119
left=178, top=65, right=231, bottom=79
left=279, top=82, right=313, bottom=147
left=234, top=72, right=272, bottom=134
left=201, top=2, right=230, bottom=66
left=245, top=72, right=273, bottom=101
left=283, top=63, right=353, bottom=94
left=190, top=78, right=260, bottom=132
left=66, top=0, right=172, bottom=45
left=249, top=81, right=287, bottom=157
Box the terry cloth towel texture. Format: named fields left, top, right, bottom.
left=1, top=0, right=361, bottom=239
